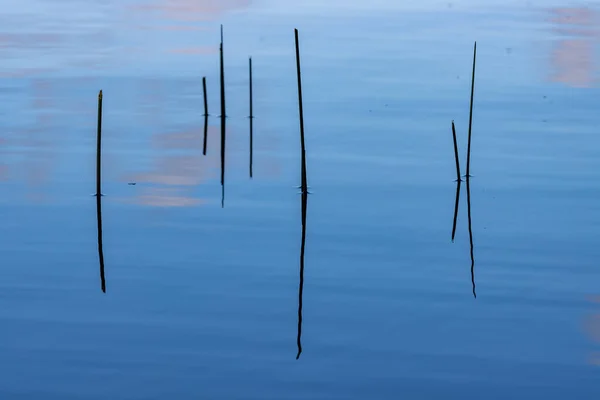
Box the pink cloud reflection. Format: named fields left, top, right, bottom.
left=548, top=7, right=600, bottom=88
left=130, top=0, right=251, bottom=22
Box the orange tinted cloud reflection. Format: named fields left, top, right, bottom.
left=0, top=8, right=113, bottom=77
left=131, top=0, right=251, bottom=22
left=125, top=125, right=221, bottom=207
left=135, top=187, right=205, bottom=207
left=168, top=46, right=217, bottom=55
left=0, top=79, right=59, bottom=202
left=548, top=7, right=600, bottom=88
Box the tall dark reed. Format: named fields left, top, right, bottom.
left=451, top=121, right=461, bottom=182
left=96, top=90, right=103, bottom=197
left=294, top=29, right=307, bottom=193
left=465, top=42, right=477, bottom=178
left=249, top=57, right=253, bottom=178
left=96, top=89, right=105, bottom=292
left=202, top=76, right=208, bottom=117
left=220, top=25, right=226, bottom=187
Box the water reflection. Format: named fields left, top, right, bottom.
left=221, top=184, right=225, bottom=208
left=203, top=114, right=209, bottom=155
left=96, top=193, right=106, bottom=293
left=220, top=117, right=226, bottom=202
left=130, top=0, right=251, bottom=23
left=125, top=127, right=217, bottom=207
left=466, top=178, right=476, bottom=299
left=451, top=180, right=461, bottom=242
left=548, top=7, right=600, bottom=88
left=0, top=2, right=114, bottom=76
left=26, top=79, right=57, bottom=187
left=296, top=191, right=308, bottom=359
left=450, top=178, right=476, bottom=298
left=121, top=77, right=221, bottom=206
left=249, top=115, right=254, bottom=179
left=167, top=47, right=215, bottom=55
left=585, top=296, right=600, bottom=366
left=0, top=164, right=7, bottom=182
left=0, top=79, right=59, bottom=202
left=220, top=119, right=225, bottom=209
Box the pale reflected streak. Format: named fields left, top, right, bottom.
left=133, top=188, right=205, bottom=207
left=0, top=165, right=8, bottom=182
left=0, top=3, right=114, bottom=77
left=168, top=47, right=217, bottom=55
left=584, top=296, right=600, bottom=366
left=130, top=0, right=251, bottom=22
left=133, top=156, right=211, bottom=186
left=548, top=7, right=600, bottom=88
left=123, top=80, right=229, bottom=207
left=0, top=78, right=59, bottom=202
left=25, top=79, right=56, bottom=194
left=125, top=129, right=218, bottom=207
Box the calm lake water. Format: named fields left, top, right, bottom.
left=2, top=0, right=600, bottom=398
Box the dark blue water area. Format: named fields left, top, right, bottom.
left=2, top=1, right=600, bottom=399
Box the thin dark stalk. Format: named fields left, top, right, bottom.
left=451, top=121, right=462, bottom=182
left=202, top=114, right=208, bottom=156
left=466, top=177, right=476, bottom=298
left=451, top=180, right=461, bottom=242
left=296, top=191, right=308, bottom=359
left=96, top=90, right=102, bottom=197
left=202, top=76, right=208, bottom=116
left=96, top=187, right=105, bottom=293
left=294, top=29, right=307, bottom=193
left=220, top=25, right=226, bottom=188
left=96, top=89, right=105, bottom=292
left=465, top=41, right=477, bottom=178
left=249, top=57, right=253, bottom=119
left=249, top=57, right=253, bottom=178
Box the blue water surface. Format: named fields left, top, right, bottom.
left=1, top=1, right=600, bottom=399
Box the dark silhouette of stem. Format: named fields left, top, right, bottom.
left=295, top=29, right=307, bottom=193
left=220, top=25, right=226, bottom=187
left=451, top=121, right=462, bottom=182
left=95, top=89, right=105, bottom=292
left=96, top=90, right=102, bottom=197
left=202, top=76, right=208, bottom=116
left=249, top=57, right=253, bottom=178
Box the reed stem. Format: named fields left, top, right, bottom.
left=249, top=57, right=253, bottom=178
left=202, top=76, right=208, bottom=116
left=96, top=90, right=102, bottom=197
left=295, top=29, right=307, bottom=193
left=452, top=121, right=462, bottom=182
left=220, top=25, right=226, bottom=186
left=465, top=41, right=477, bottom=178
